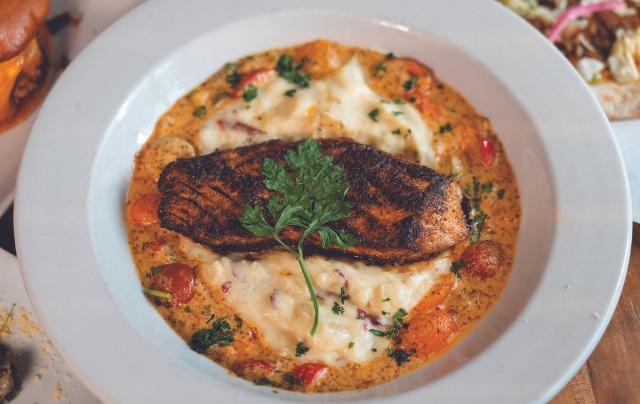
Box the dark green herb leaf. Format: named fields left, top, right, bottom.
left=450, top=259, right=466, bottom=279
left=242, top=84, right=258, bottom=102
left=284, top=89, right=297, bottom=97
left=368, top=108, right=380, bottom=122
left=189, top=317, right=234, bottom=354
left=226, top=71, right=245, bottom=88
left=192, top=106, right=207, bottom=118
left=403, top=75, right=419, bottom=91
left=439, top=122, right=453, bottom=134
left=332, top=302, right=345, bottom=315
left=295, top=342, right=309, bottom=357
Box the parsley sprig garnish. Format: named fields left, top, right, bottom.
left=239, top=139, right=357, bottom=335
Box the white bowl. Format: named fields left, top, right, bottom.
left=14, top=0, right=631, bottom=402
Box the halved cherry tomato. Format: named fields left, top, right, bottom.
left=150, top=263, right=196, bottom=307
left=293, top=363, right=328, bottom=386
left=231, top=68, right=273, bottom=98
left=480, top=138, right=495, bottom=167
left=129, top=195, right=161, bottom=225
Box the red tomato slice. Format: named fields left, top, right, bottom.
left=293, top=363, right=328, bottom=385
left=231, top=68, right=273, bottom=98
left=480, top=138, right=495, bottom=167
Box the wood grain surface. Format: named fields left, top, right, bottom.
left=552, top=223, right=640, bottom=404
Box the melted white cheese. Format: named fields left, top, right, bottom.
left=183, top=240, right=451, bottom=367
left=199, top=58, right=435, bottom=166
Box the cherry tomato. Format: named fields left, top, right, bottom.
left=461, top=240, right=504, bottom=279
left=150, top=263, right=196, bottom=307
left=129, top=195, right=161, bottom=225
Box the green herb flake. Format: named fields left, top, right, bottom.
left=284, top=89, right=297, bottom=97
left=388, top=348, right=414, bottom=366
left=403, top=75, right=419, bottom=91
left=239, top=139, right=357, bottom=335
left=189, top=317, right=235, bottom=353
left=242, top=84, right=258, bottom=102
left=192, top=106, right=207, bottom=118
left=439, top=122, right=453, bottom=134
left=383, top=297, right=390, bottom=302
left=391, top=128, right=402, bottom=136
left=332, top=302, right=345, bottom=315
left=392, top=111, right=404, bottom=116
left=369, top=308, right=408, bottom=340
left=482, top=182, right=493, bottom=193
left=498, top=189, right=506, bottom=199
left=340, top=287, right=350, bottom=304
left=295, top=342, right=309, bottom=357
left=151, top=265, right=164, bottom=276
left=469, top=231, right=481, bottom=244
left=185, top=306, right=192, bottom=313
left=225, top=71, right=244, bottom=88
left=371, top=348, right=378, bottom=353
left=348, top=341, right=355, bottom=348
left=386, top=52, right=396, bottom=60
left=374, top=64, right=387, bottom=76
left=393, top=98, right=406, bottom=105
left=276, top=54, right=311, bottom=88
left=450, top=259, right=466, bottom=279
left=368, top=108, right=380, bottom=122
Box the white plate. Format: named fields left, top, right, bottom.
left=611, top=120, right=640, bottom=223
left=14, top=0, right=632, bottom=402
left=0, top=0, right=145, bottom=216
left=0, top=248, right=100, bottom=403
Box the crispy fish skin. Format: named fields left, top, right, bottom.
left=158, top=138, right=469, bottom=264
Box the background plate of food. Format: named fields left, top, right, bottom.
left=498, top=0, right=640, bottom=222
left=14, top=0, right=631, bottom=402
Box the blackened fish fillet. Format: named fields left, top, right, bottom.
left=158, top=138, right=469, bottom=264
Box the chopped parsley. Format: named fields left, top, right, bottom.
left=192, top=106, right=207, bottom=118
left=332, top=302, right=345, bottom=315
left=498, top=189, right=506, bottom=199
left=382, top=297, right=391, bottom=302
left=439, top=122, right=453, bottom=134
left=369, top=308, right=408, bottom=339
left=388, top=348, right=415, bottom=366
left=368, top=108, right=380, bottom=122
left=242, top=84, right=258, bottom=102
left=339, top=287, right=350, bottom=304
left=393, top=98, right=406, bottom=105
left=391, top=128, right=402, bottom=136
left=283, top=89, right=297, bottom=97
left=403, top=75, right=419, bottom=91
left=189, top=317, right=237, bottom=354
left=482, top=182, right=493, bottom=193
left=151, top=265, right=164, bottom=276
left=348, top=341, right=354, bottom=348
left=225, top=71, right=244, bottom=88
left=276, top=54, right=311, bottom=88
left=392, top=111, right=404, bottom=116
left=386, top=52, right=396, bottom=60
left=450, top=259, right=466, bottom=279
left=295, top=342, right=309, bottom=357
left=374, top=64, right=387, bottom=76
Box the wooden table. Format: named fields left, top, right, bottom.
left=552, top=222, right=640, bottom=403
left=1, top=206, right=638, bottom=401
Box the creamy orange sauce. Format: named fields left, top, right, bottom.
left=125, top=40, right=520, bottom=392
